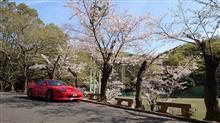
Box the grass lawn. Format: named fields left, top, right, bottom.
left=118, top=96, right=220, bottom=120
left=171, top=98, right=220, bottom=120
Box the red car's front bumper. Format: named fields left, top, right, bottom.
left=53, top=97, right=83, bottom=101
left=53, top=91, right=84, bottom=101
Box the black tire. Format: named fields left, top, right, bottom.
left=27, top=89, right=33, bottom=98
left=46, top=90, right=53, bottom=101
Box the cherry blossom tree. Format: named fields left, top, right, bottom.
left=142, top=58, right=197, bottom=111
left=106, top=68, right=125, bottom=102
left=135, top=52, right=167, bottom=110
left=157, top=0, right=220, bottom=121
left=30, top=43, right=87, bottom=87
left=67, top=0, right=151, bottom=101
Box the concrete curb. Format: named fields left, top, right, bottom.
left=82, top=99, right=211, bottom=123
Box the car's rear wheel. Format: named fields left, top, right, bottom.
left=46, top=90, right=53, bottom=101
left=27, top=89, right=33, bottom=98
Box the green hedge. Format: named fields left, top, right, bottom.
left=172, top=86, right=220, bottom=98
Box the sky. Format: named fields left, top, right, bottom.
left=14, top=0, right=196, bottom=53
left=14, top=0, right=189, bottom=26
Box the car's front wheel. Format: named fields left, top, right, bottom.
left=46, top=90, right=53, bottom=101
left=27, top=89, right=33, bottom=98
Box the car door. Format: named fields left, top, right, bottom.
left=34, top=80, right=44, bottom=96
left=38, top=81, right=48, bottom=97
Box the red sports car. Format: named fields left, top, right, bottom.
left=27, top=79, right=84, bottom=101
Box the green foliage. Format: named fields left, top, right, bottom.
left=210, top=39, right=220, bottom=57
left=180, top=76, right=196, bottom=87
left=114, top=63, right=139, bottom=88
left=72, top=51, right=94, bottom=83
left=0, top=2, right=68, bottom=91
left=163, top=53, right=184, bottom=66
left=17, top=3, right=38, bottom=17
left=165, top=39, right=220, bottom=65
left=173, top=85, right=220, bottom=98
left=163, top=43, right=200, bottom=66
left=164, top=40, right=220, bottom=85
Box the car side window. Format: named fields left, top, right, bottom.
left=36, top=80, right=44, bottom=85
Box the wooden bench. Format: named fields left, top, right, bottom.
left=88, top=93, right=101, bottom=101
left=156, top=102, right=192, bottom=118
left=115, top=97, right=133, bottom=107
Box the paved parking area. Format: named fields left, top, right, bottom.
left=0, top=92, right=190, bottom=123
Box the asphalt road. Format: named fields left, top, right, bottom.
left=0, top=92, right=190, bottom=123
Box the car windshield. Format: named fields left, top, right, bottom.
left=36, top=80, right=44, bottom=85
left=47, top=80, right=67, bottom=86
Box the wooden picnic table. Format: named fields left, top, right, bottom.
left=156, top=101, right=192, bottom=118
left=88, top=93, right=101, bottom=101
left=115, top=97, right=134, bottom=107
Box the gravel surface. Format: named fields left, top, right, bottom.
left=0, top=92, right=191, bottom=123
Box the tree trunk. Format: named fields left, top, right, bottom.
left=100, top=62, right=112, bottom=102
left=23, top=66, right=30, bottom=93
left=135, top=60, right=147, bottom=110
left=75, top=76, right=78, bottom=88
left=47, top=55, right=61, bottom=80
left=0, top=81, right=4, bottom=91
left=23, top=76, right=28, bottom=93
left=150, top=104, right=155, bottom=111
left=11, top=84, right=15, bottom=92
left=48, top=72, right=54, bottom=80
left=68, top=68, right=78, bottom=88
left=203, top=57, right=220, bottom=122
